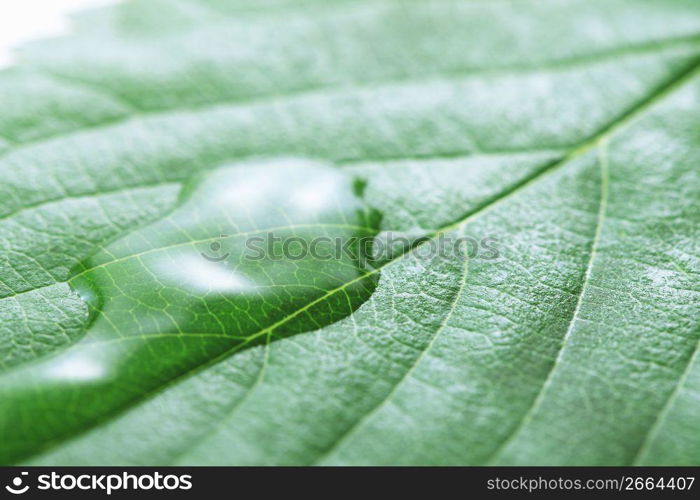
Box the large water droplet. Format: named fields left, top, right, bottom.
left=0, top=159, right=381, bottom=463
left=71, top=159, right=380, bottom=348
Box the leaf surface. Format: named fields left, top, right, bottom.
left=0, top=0, right=699, bottom=465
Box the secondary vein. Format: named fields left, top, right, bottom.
left=484, top=139, right=610, bottom=464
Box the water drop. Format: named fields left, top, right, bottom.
left=0, top=159, right=381, bottom=462
left=72, top=158, right=381, bottom=351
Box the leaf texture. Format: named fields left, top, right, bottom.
left=0, top=0, right=699, bottom=465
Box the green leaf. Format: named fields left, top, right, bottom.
left=1, top=0, right=699, bottom=465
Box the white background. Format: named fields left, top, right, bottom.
left=0, top=0, right=117, bottom=68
